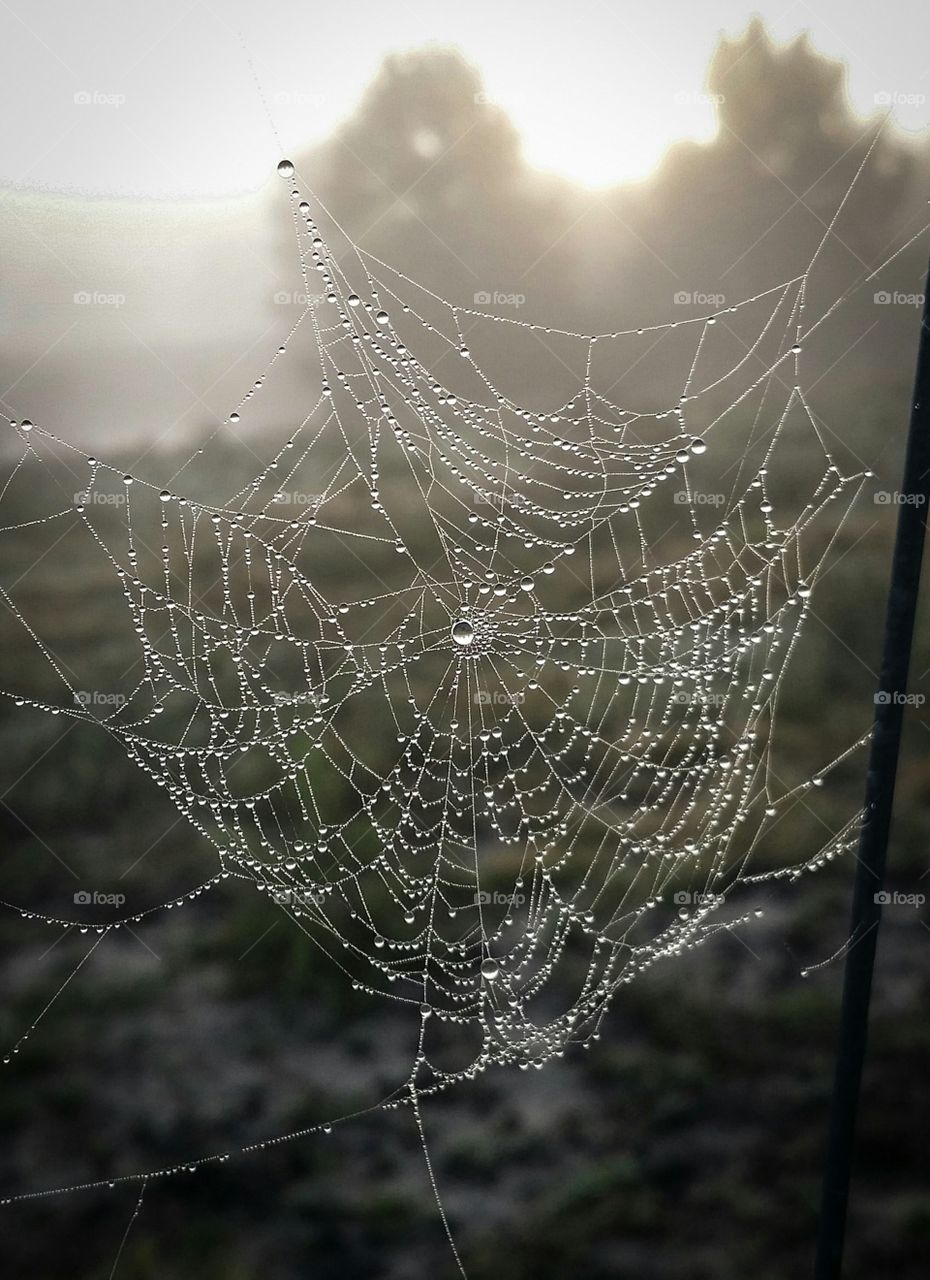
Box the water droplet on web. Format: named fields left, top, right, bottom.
left=277, top=159, right=294, bottom=179
left=481, top=957, right=499, bottom=980
left=451, top=620, right=474, bottom=647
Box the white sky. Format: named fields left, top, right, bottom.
left=1, top=0, right=928, bottom=197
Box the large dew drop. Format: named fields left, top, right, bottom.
left=451, top=620, right=475, bottom=647
left=480, top=957, right=499, bottom=980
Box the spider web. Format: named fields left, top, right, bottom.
left=0, top=145, right=920, bottom=1237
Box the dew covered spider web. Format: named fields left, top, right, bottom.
left=0, top=140, right=923, bottom=1248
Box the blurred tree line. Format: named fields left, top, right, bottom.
left=2, top=20, right=927, bottom=447
left=303, top=19, right=928, bottom=345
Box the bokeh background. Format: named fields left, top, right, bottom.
left=1, top=6, right=930, bottom=1278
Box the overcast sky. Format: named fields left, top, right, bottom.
left=1, top=0, right=929, bottom=197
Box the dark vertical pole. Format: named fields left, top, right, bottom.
left=815, top=258, right=930, bottom=1279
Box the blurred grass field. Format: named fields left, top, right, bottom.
left=0, top=430, right=928, bottom=1278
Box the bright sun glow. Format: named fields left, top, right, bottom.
left=498, top=92, right=721, bottom=188
left=0, top=3, right=927, bottom=199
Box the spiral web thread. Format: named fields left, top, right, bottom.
left=1, top=148, right=921, bottom=1224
